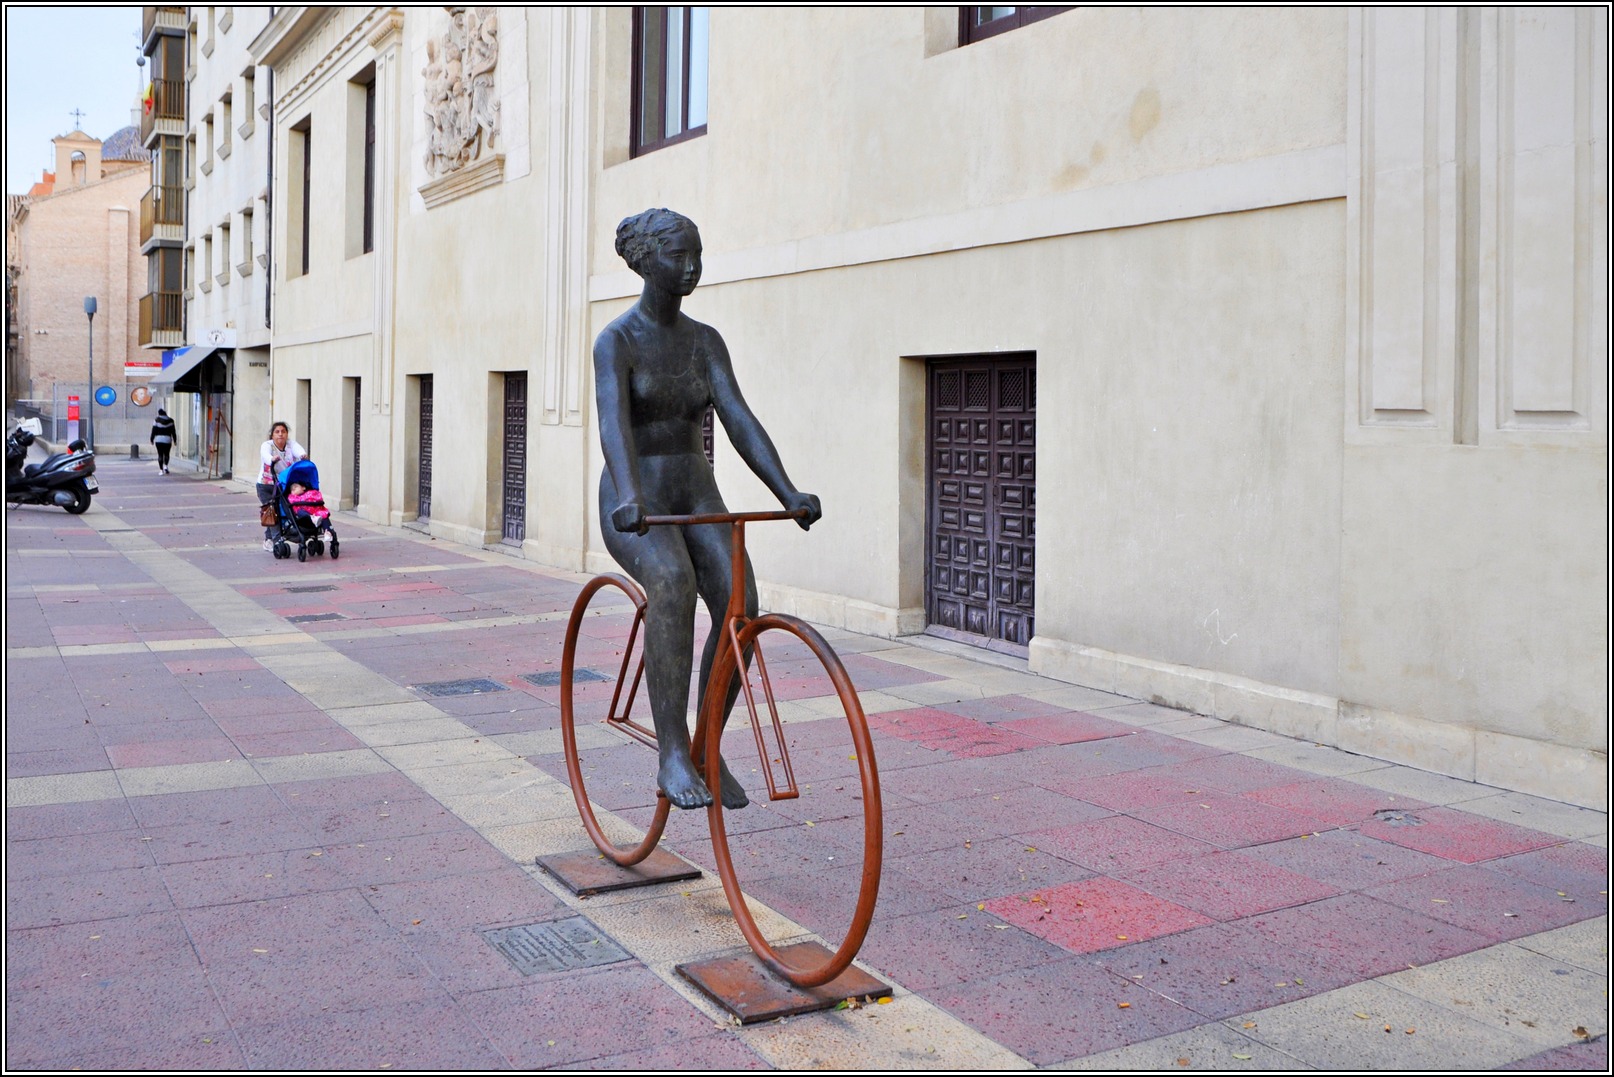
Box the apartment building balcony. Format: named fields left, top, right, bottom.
left=139, top=290, right=184, bottom=349
left=139, top=184, right=184, bottom=251
left=142, top=6, right=185, bottom=52
left=140, top=78, right=186, bottom=147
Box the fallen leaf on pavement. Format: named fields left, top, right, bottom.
left=877, top=997, right=892, bottom=1004
left=1354, top=1013, right=1370, bottom=1020
left=1404, top=1029, right=1415, bottom=1035
left=1573, top=1027, right=1589, bottom=1039
left=1232, top=1054, right=1252, bottom=1061
left=1117, top=1002, right=1130, bottom=1009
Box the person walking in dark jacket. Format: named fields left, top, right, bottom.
left=150, top=409, right=177, bottom=474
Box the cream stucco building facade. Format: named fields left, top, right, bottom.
left=245, top=7, right=1608, bottom=808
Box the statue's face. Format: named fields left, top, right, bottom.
left=645, top=226, right=702, bottom=296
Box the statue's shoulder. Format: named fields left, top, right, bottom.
left=596, top=311, right=639, bottom=354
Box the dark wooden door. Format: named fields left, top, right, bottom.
left=352, top=379, right=362, bottom=507
left=927, top=356, right=1036, bottom=648
left=418, top=375, right=433, bottom=520
left=502, top=372, right=527, bottom=544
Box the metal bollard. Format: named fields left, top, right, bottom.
left=131, top=444, right=141, bottom=458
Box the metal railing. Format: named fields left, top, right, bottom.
left=140, top=78, right=185, bottom=144
left=139, top=290, right=184, bottom=347
left=139, top=184, right=184, bottom=245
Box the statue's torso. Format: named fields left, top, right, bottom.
left=616, top=313, right=713, bottom=457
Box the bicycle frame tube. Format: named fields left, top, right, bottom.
left=648, top=510, right=807, bottom=803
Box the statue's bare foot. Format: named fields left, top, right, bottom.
left=716, top=757, right=749, bottom=809
left=658, top=754, right=714, bottom=810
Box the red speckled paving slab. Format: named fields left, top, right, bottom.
left=1354, top=805, right=1563, bottom=863
left=1133, top=793, right=1327, bottom=849
left=1116, top=849, right=1341, bottom=921
left=985, top=876, right=1214, bottom=954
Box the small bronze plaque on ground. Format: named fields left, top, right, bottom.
left=287, top=612, right=345, bottom=623
left=416, top=677, right=506, bottom=696
left=285, top=584, right=338, bottom=593
left=536, top=847, right=701, bottom=896
left=675, top=943, right=893, bottom=1023
left=480, top=916, right=630, bottom=976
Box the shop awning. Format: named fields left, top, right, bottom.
left=149, top=345, right=218, bottom=388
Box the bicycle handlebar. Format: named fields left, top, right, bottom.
left=641, top=508, right=807, bottom=528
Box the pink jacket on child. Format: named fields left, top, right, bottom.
left=287, top=488, right=329, bottom=522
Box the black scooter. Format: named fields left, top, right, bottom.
left=6, top=420, right=98, bottom=514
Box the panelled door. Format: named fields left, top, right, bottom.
left=351, top=379, right=362, bottom=506
left=502, top=372, right=527, bottom=544
left=926, top=355, right=1036, bottom=649
left=418, top=375, right=433, bottom=520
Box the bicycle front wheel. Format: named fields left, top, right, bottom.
left=703, top=614, right=882, bottom=989
left=559, top=573, right=669, bottom=865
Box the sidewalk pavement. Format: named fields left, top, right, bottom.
left=5, top=454, right=1607, bottom=1070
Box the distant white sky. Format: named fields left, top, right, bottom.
left=5, top=6, right=145, bottom=195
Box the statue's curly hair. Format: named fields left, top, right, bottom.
left=615, top=208, right=696, bottom=275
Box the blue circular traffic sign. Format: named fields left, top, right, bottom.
left=94, top=386, right=117, bottom=406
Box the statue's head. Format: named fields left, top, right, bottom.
left=615, top=208, right=698, bottom=278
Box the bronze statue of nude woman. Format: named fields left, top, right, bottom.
left=594, top=208, right=821, bottom=811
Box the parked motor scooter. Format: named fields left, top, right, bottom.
left=5, top=418, right=98, bottom=514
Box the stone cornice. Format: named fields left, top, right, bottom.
left=419, top=154, right=505, bottom=210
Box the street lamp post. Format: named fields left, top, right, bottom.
left=84, top=296, right=97, bottom=449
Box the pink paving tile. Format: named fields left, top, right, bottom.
left=936, top=693, right=1097, bottom=723
left=1485, top=841, right=1608, bottom=897
left=555, top=1031, right=770, bottom=1072
left=6, top=746, right=112, bottom=777
left=6, top=866, right=176, bottom=929
left=1354, top=804, right=1563, bottom=863
left=368, top=614, right=450, bottom=628
left=1500, top=1040, right=1609, bottom=1071
left=234, top=997, right=505, bottom=1070
left=985, top=876, right=1214, bottom=954
left=1023, top=814, right=1220, bottom=873
left=6, top=831, right=156, bottom=879
left=104, top=737, right=245, bottom=768
left=6, top=967, right=232, bottom=1067
left=1243, top=776, right=1430, bottom=827
left=1134, top=793, right=1327, bottom=849
left=926, top=726, right=1047, bottom=758
left=1092, top=921, right=1359, bottom=1019
left=930, top=785, right=1113, bottom=839
left=232, top=727, right=367, bottom=758
left=469, top=964, right=719, bottom=1069
left=930, top=957, right=1203, bottom=1064
left=997, top=710, right=1137, bottom=745
left=1364, top=864, right=1603, bottom=941
left=51, top=626, right=140, bottom=645
left=1140, top=753, right=1312, bottom=794
left=1237, top=892, right=1494, bottom=978
left=201, top=937, right=448, bottom=1024
left=161, top=655, right=262, bottom=675
left=886, top=836, right=1098, bottom=902
left=868, top=706, right=982, bottom=741
left=360, top=867, right=571, bottom=934
left=1065, top=769, right=1236, bottom=812
left=852, top=903, right=1076, bottom=989
left=1116, top=849, right=1340, bottom=921
left=5, top=799, right=138, bottom=840
left=1237, top=828, right=1455, bottom=891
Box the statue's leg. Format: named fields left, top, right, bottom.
left=599, top=512, right=712, bottom=811
left=685, top=520, right=759, bottom=810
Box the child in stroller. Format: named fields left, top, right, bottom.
left=269, top=459, right=341, bottom=561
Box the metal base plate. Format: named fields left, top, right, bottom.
left=675, top=943, right=893, bottom=1024
left=535, top=847, right=701, bottom=897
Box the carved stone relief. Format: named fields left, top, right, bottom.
left=422, top=7, right=499, bottom=178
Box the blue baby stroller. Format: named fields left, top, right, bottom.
left=270, top=458, right=340, bottom=562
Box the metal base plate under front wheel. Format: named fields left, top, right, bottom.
left=535, top=847, right=701, bottom=897
left=675, top=943, right=892, bottom=1023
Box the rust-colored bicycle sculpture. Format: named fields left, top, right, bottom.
left=558, top=509, right=881, bottom=989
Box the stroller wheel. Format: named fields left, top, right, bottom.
left=276, top=541, right=291, bottom=559
left=312, top=540, right=324, bottom=556
left=296, top=544, right=307, bottom=563
left=330, top=539, right=340, bottom=560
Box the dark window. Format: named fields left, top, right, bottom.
left=363, top=78, right=375, bottom=254
left=632, top=6, right=708, bottom=157
left=959, top=7, right=1072, bottom=45
left=295, top=119, right=311, bottom=275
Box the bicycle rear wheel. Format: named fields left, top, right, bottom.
left=703, top=614, right=881, bottom=989
left=559, top=573, right=670, bottom=865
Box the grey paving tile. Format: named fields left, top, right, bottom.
left=1050, top=1023, right=1312, bottom=1070
left=1455, top=791, right=1607, bottom=840
left=1226, top=978, right=1541, bottom=1070
left=1380, top=942, right=1608, bottom=1047
left=1512, top=916, right=1611, bottom=975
